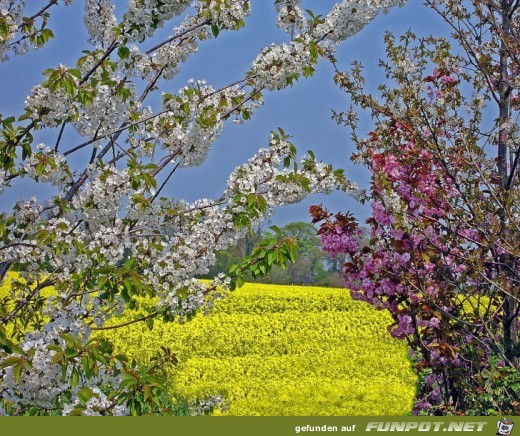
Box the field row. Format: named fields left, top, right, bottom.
left=105, top=283, right=417, bottom=415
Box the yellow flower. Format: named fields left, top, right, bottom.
left=104, top=282, right=417, bottom=415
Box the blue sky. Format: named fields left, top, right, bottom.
left=0, top=1, right=445, bottom=226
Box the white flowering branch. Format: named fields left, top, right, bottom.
left=0, top=0, right=403, bottom=416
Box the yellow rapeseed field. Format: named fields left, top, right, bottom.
left=0, top=275, right=417, bottom=415
left=103, top=283, right=418, bottom=415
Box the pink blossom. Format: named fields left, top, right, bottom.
left=371, top=200, right=392, bottom=225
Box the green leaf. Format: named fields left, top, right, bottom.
left=90, top=346, right=108, bottom=366
left=119, top=377, right=137, bottom=390
left=70, top=367, right=80, bottom=389
left=82, top=357, right=93, bottom=379
left=52, top=349, right=68, bottom=364
left=0, top=356, right=21, bottom=368
left=78, top=386, right=94, bottom=405
left=270, top=225, right=282, bottom=236
left=66, top=348, right=79, bottom=359
left=60, top=333, right=77, bottom=348
left=67, top=406, right=86, bottom=416
left=115, top=353, right=129, bottom=363
left=13, top=363, right=23, bottom=384
left=118, top=46, right=130, bottom=59
left=68, top=68, right=81, bottom=80
left=124, top=277, right=135, bottom=295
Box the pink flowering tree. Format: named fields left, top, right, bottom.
left=0, top=0, right=412, bottom=415
left=313, top=0, right=520, bottom=415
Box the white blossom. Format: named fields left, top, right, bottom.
left=84, top=0, right=117, bottom=46
left=0, top=0, right=405, bottom=414
left=0, top=169, right=5, bottom=193
left=316, top=0, right=406, bottom=42
left=198, top=0, right=250, bottom=30
left=23, top=145, right=71, bottom=186
left=275, top=0, right=306, bottom=36
left=24, top=82, right=75, bottom=128
left=0, top=0, right=24, bottom=60
left=123, top=0, right=191, bottom=42
left=251, top=38, right=314, bottom=90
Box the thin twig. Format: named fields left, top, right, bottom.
left=145, top=20, right=211, bottom=55
left=90, top=311, right=159, bottom=331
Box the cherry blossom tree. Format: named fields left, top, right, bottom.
left=0, top=0, right=408, bottom=415
left=313, top=0, right=520, bottom=415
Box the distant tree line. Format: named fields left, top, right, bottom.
left=201, top=222, right=345, bottom=287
